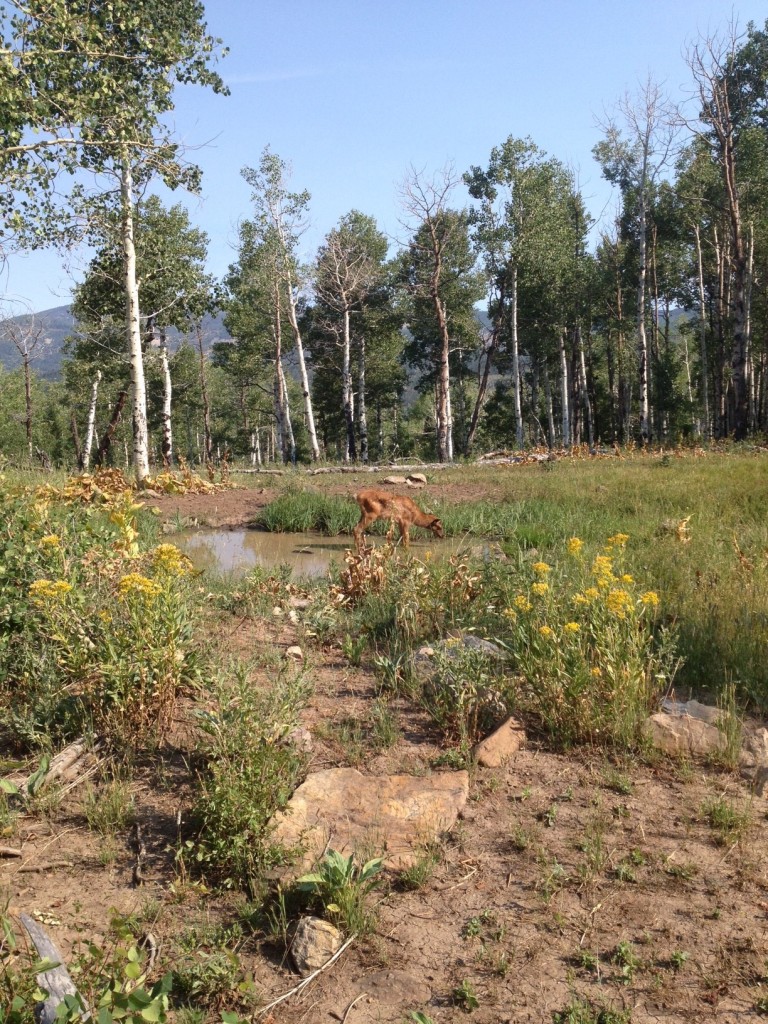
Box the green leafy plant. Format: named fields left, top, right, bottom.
left=452, top=978, right=480, bottom=1011
left=296, top=849, right=383, bottom=935
left=190, top=664, right=310, bottom=889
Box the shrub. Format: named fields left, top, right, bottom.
left=495, top=536, right=678, bottom=749
left=189, top=664, right=310, bottom=889
left=0, top=487, right=201, bottom=754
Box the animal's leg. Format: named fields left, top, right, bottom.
left=399, top=520, right=410, bottom=548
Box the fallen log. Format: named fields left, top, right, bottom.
left=19, top=913, right=89, bottom=1023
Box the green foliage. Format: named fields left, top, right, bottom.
left=451, top=978, right=480, bottom=1011
left=702, top=796, right=753, bottom=847
left=258, top=489, right=358, bottom=535
left=495, top=537, right=677, bottom=748
left=296, top=849, right=383, bottom=935
left=0, top=486, right=201, bottom=754
left=189, top=664, right=310, bottom=888
left=552, top=999, right=632, bottom=1024
left=83, top=778, right=136, bottom=836
left=419, top=641, right=509, bottom=755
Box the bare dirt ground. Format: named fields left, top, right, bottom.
left=4, top=486, right=768, bottom=1024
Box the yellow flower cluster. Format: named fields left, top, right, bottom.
left=538, top=625, right=554, bottom=638
left=605, top=588, right=633, bottom=619
left=573, top=586, right=600, bottom=606
left=513, top=595, right=532, bottom=612
left=607, top=533, right=630, bottom=548
left=118, top=573, right=162, bottom=598
left=564, top=621, right=580, bottom=634
left=152, top=543, right=193, bottom=576
left=39, top=534, right=61, bottom=548
left=592, top=554, right=615, bottom=584
left=567, top=537, right=584, bottom=556
left=640, top=591, right=660, bottom=607
left=531, top=581, right=549, bottom=596
left=532, top=561, right=551, bottom=575
left=29, top=579, right=72, bottom=604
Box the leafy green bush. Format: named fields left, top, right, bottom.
left=0, top=486, right=201, bottom=754
left=189, top=664, right=310, bottom=889
left=495, top=536, right=678, bottom=748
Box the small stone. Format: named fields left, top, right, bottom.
left=288, top=610, right=299, bottom=624
left=382, top=475, right=407, bottom=485
left=473, top=716, right=526, bottom=768
left=284, top=726, right=312, bottom=752
left=289, top=597, right=311, bottom=610
left=752, top=765, right=768, bottom=797
left=272, top=606, right=284, bottom=616
left=286, top=645, right=303, bottom=661
left=406, top=473, right=427, bottom=485
left=359, top=969, right=432, bottom=1005
left=291, top=917, right=343, bottom=976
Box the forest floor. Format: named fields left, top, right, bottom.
left=4, top=469, right=768, bottom=1024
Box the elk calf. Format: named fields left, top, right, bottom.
left=353, top=487, right=444, bottom=551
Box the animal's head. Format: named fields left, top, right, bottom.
left=430, top=517, right=445, bottom=539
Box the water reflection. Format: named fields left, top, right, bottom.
left=175, top=528, right=479, bottom=578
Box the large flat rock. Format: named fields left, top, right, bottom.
left=271, top=767, right=469, bottom=872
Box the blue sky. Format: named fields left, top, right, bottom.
left=3, top=0, right=767, bottom=313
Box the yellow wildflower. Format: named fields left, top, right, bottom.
left=584, top=587, right=600, bottom=602
left=590, top=667, right=602, bottom=678
left=538, top=625, right=554, bottom=638
left=531, top=582, right=549, bottom=596
left=564, top=622, right=580, bottom=634
left=532, top=561, right=551, bottom=575
left=592, top=554, right=614, bottom=580
left=607, top=533, right=630, bottom=547
left=567, top=537, right=584, bottom=556
left=573, top=593, right=589, bottom=606
left=152, top=543, right=193, bottom=576
left=39, top=534, right=61, bottom=548
left=118, top=573, right=162, bottom=598
left=621, top=574, right=634, bottom=584
left=514, top=595, right=532, bottom=613
left=640, top=591, right=660, bottom=607
left=29, top=579, right=72, bottom=605
left=503, top=607, right=517, bottom=622
left=606, top=588, right=633, bottom=619
left=98, top=610, right=113, bottom=624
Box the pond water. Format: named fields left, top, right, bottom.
left=175, top=528, right=481, bottom=578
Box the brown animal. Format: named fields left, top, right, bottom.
left=353, top=487, right=444, bottom=551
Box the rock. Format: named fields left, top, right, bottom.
left=271, top=767, right=469, bottom=873
left=289, top=597, right=311, bottom=610
left=286, top=645, right=303, bottom=661
left=272, top=606, right=284, bottom=616
left=661, top=698, right=722, bottom=725
left=647, top=712, right=727, bottom=758
left=741, top=725, right=768, bottom=769
left=473, top=716, right=526, bottom=768
left=382, top=475, right=407, bottom=485
left=406, top=473, right=427, bottom=485
left=284, top=726, right=312, bottom=752
left=752, top=765, right=768, bottom=797
left=291, top=917, right=343, bottom=976
left=358, top=968, right=432, bottom=1005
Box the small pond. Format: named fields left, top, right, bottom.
left=175, top=527, right=481, bottom=578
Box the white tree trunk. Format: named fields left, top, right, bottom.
left=82, top=370, right=102, bottom=471
left=341, top=308, right=356, bottom=461
left=160, top=341, right=173, bottom=467
left=285, top=276, right=320, bottom=461
left=576, top=327, right=594, bottom=449
left=559, top=332, right=571, bottom=447
left=637, top=188, right=650, bottom=443
left=281, top=358, right=296, bottom=464
left=510, top=268, right=524, bottom=448
left=358, top=334, right=369, bottom=464
left=121, top=157, right=150, bottom=485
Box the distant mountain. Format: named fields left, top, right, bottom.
left=0, top=305, right=232, bottom=380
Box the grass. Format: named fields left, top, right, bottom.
left=252, top=450, right=768, bottom=709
